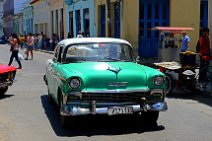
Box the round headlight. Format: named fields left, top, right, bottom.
left=69, top=78, right=81, bottom=89
left=153, top=76, right=164, bottom=86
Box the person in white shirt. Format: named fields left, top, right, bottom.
left=77, top=31, right=84, bottom=38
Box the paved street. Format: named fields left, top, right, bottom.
left=0, top=44, right=212, bottom=141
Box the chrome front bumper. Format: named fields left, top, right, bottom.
left=60, top=101, right=168, bottom=116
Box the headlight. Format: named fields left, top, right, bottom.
left=153, top=76, right=164, bottom=86
left=69, top=78, right=81, bottom=89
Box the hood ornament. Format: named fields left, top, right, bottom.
left=107, top=67, right=122, bottom=75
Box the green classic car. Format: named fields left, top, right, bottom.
left=44, top=38, right=168, bottom=128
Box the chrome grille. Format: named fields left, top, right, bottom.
left=82, top=92, right=149, bottom=102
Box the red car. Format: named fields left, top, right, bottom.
left=0, top=64, right=16, bottom=96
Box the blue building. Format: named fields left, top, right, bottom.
left=65, top=0, right=96, bottom=37
left=21, top=1, right=33, bottom=35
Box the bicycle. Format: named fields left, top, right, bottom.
left=195, top=65, right=212, bottom=95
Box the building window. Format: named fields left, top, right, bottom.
left=69, top=11, right=74, bottom=38
left=83, top=8, right=90, bottom=37
left=200, top=0, right=208, bottom=32
left=99, top=5, right=106, bottom=37
left=51, top=11, right=54, bottom=34
left=60, top=8, right=64, bottom=39
left=76, top=10, right=81, bottom=35
left=56, top=10, right=59, bottom=34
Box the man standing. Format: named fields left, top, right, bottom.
left=196, top=28, right=211, bottom=82
left=181, top=31, right=190, bottom=52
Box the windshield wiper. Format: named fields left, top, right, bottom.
left=104, top=56, right=121, bottom=61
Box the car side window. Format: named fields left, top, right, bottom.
left=53, top=46, right=63, bottom=62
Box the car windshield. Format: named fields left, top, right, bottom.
left=63, top=43, right=134, bottom=63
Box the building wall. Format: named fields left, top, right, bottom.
left=13, top=14, right=24, bottom=35
left=49, top=0, right=65, bottom=39
left=3, top=0, right=14, bottom=37
left=95, top=0, right=139, bottom=55
left=208, top=0, right=212, bottom=43
left=32, top=0, right=50, bottom=37
left=0, top=1, right=4, bottom=36
left=170, top=0, right=200, bottom=52
left=22, top=6, right=33, bottom=35
left=121, top=0, right=139, bottom=56
left=66, top=0, right=95, bottom=38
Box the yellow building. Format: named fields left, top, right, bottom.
left=95, top=0, right=204, bottom=59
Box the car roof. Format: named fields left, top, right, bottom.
left=58, top=37, right=132, bottom=47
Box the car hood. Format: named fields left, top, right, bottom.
left=62, top=62, right=161, bottom=92
left=0, top=64, right=16, bottom=73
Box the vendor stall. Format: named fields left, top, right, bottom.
left=152, top=26, right=194, bottom=62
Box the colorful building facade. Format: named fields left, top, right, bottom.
left=65, top=0, right=96, bottom=38
left=48, top=0, right=65, bottom=40
left=0, top=0, right=4, bottom=37
left=2, top=0, right=14, bottom=37
left=21, top=0, right=34, bottom=35
left=30, top=0, right=50, bottom=37
left=95, top=0, right=206, bottom=59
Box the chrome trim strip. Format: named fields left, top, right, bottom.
left=108, top=82, right=128, bottom=87
left=81, top=89, right=150, bottom=93
left=150, top=89, right=163, bottom=95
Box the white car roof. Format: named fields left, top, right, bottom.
left=58, top=37, right=132, bottom=47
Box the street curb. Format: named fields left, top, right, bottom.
left=37, top=49, right=54, bottom=54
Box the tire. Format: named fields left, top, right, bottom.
left=60, top=114, right=68, bottom=129
left=59, top=93, right=68, bottom=129
left=47, top=87, right=54, bottom=104
left=0, top=87, right=8, bottom=96
left=164, top=73, right=174, bottom=96
left=141, top=111, right=159, bottom=125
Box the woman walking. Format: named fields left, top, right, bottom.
left=8, top=33, right=22, bottom=69
left=25, top=33, right=34, bottom=60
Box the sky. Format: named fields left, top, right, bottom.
left=14, top=0, right=30, bottom=14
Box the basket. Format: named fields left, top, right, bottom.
left=180, top=51, right=196, bottom=67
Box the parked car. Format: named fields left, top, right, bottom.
left=0, top=64, right=16, bottom=96
left=0, top=35, right=6, bottom=44
left=43, top=38, right=168, bottom=128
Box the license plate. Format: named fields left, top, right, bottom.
left=108, top=106, right=133, bottom=116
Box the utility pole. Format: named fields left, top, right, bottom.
left=107, top=0, right=111, bottom=37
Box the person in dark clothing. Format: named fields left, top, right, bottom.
left=8, top=33, right=22, bottom=69
left=67, top=32, right=72, bottom=38
left=196, top=28, right=211, bottom=82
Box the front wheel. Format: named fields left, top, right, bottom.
left=59, top=93, right=68, bottom=129
left=164, top=73, right=174, bottom=96
left=0, top=87, right=8, bottom=96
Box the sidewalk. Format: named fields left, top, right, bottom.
left=36, top=48, right=54, bottom=54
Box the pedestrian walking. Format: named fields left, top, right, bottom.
left=25, top=33, right=34, bottom=60
left=8, top=33, right=22, bottom=69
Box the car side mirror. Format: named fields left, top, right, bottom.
left=136, top=56, right=141, bottom=63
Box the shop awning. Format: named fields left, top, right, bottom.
left=152, top=26, right=194, bottom=33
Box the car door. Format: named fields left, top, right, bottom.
left=49, top=45, right=63, bottom=99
